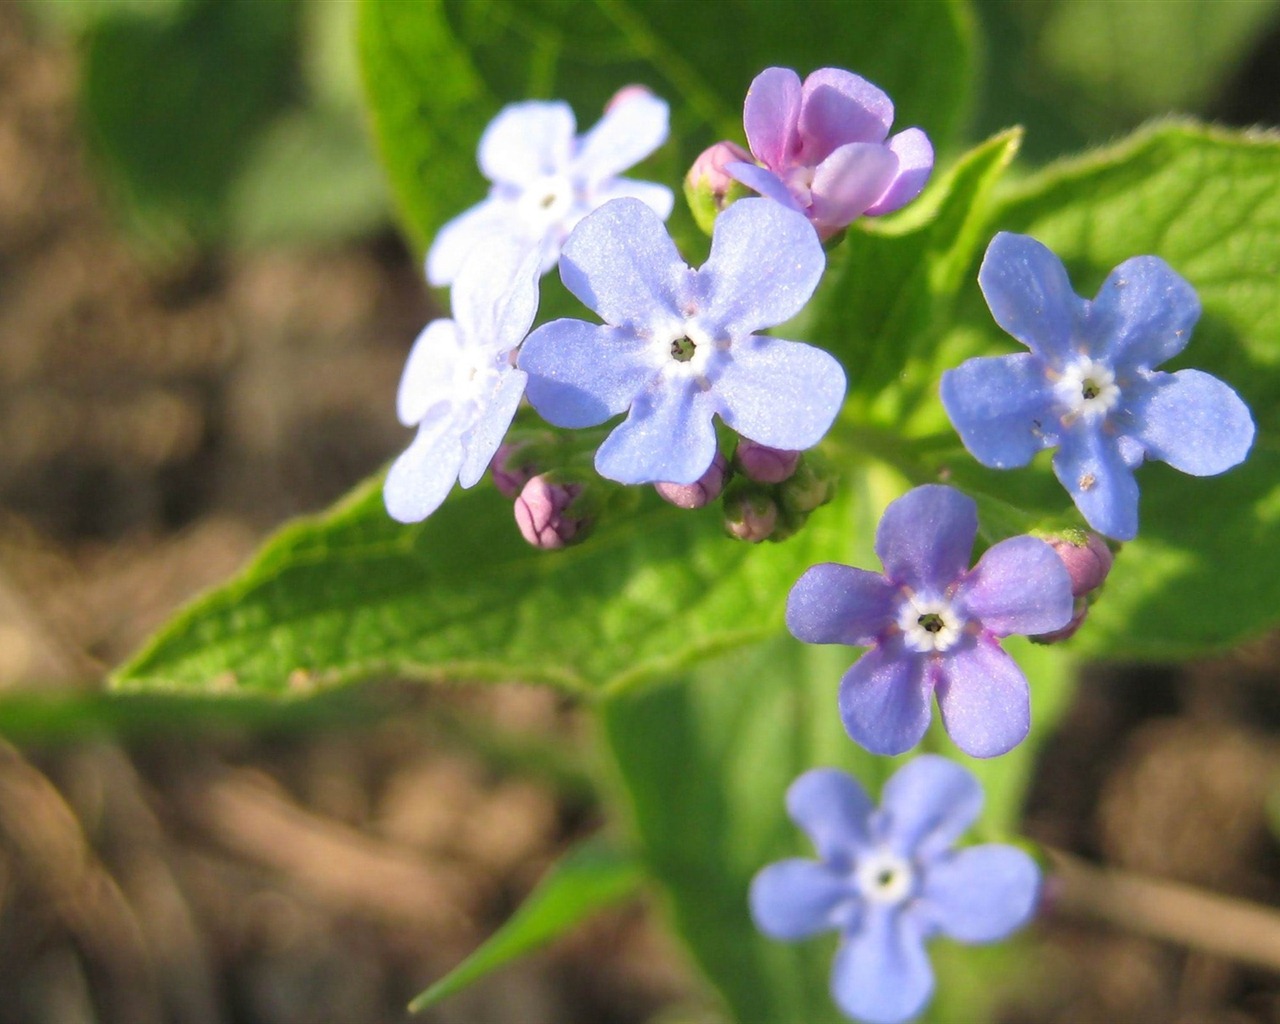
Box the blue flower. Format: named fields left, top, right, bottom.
left=751, top=757, right=1041, bottom=1024
left=426, top=91, right=674, bottom=287
left=384, top=248, right=540, bottom=523
left=941, top=232, right=1255, bottom=541
left=786, top=485, right=1073, bottom=758
left=517, top=197, right=847, bottom=485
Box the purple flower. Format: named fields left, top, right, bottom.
left=751, top=758, right=1041, bottom=1024
left=726, top=67, right=933, bottom=239
left=942, top=233, right=1255, bottom=541
left=426, top=93, right=673, bottom=286
left=518, top=197, right=846, bottom=485
left=384, top=249, right=539, bottom=523
left=786, top=485, right=1073, bottom=757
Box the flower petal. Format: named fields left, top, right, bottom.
left=978, top=232, right=1083, bottom=364
left=878, top=755, right=982, bottom=860
left=699, top=199, right=826, bottom=334
left=786, top=563, right=898, bottom=646
left=921, top=845, right=1041, bottom=943
left=743, top=67, right=803, bottom=169
left=589, top=177, right=675, bottom=220
left=520, top=320, right=656, bottom=428
left=1128, top=368, right=1255, bottom=476
left=426, top=198, right=520, bottom=287
left=809, top=142, right=899, bottom=233
left=1052, top=424, right=1140, bottom=540
left=864, top=128, right=934, bottom=217
left=457, top=367, right=527, bottom=489
left=830, top=908, right=933, bottom=1024
left=451, top=246, right=542, bottom=354
left=750, top=859, right=854, bottom=940
left=397, top=319, right=460, bottom=427
left=798, top=67, right=894, bottom=160
left=713, top=335, right=846, bottom=450
left=956, top=535, right=1074, bottom=637
left=478, top=100, right=575, bottom=185
left=1088, top=255, right=1201, bottom=370
left=935, top=636, right=1031, bottom=758
left=573, top=92, right=669, bottom=183
left=875, top=485, right=977, bottom=592
left=786, top=769, right=877, bottom=864
left=725, top=161, right=803, bottom=210
left=837, top=640, right=932, bottom=756
left=559, top=198, right=689, bottom=329
left=594, top=379, right=717, bottom=484
left=383, top=422, right=463, bottom=524
left=940, top=353, right=1060, bottom=468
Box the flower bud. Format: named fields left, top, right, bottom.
left=655, top=452, right=729, bottom=509
left=1031, top=530, right=1115, bottom=643
left=735, top=438, right=799, bottom=484
left=778, top=451, right=837, bottom=515
left=604, top=84, right=654, bottom=113
left=723, top=484, right=778, bottom=543
left=514, top=475, right=590, bottom=549
left=491, top=442, right=536, bottom=499
left=684, top=141, right=752, bottom=234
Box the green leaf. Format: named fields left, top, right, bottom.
left=408, top=836, right=643, bottom=1013
left=358, top=0, right=974, bottom=256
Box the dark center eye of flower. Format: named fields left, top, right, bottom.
left=670, top=337, right=697, bottom=362
left=539, top=193, right=557, bottom=209
left=1081, top=379, right=1101, bottom=400
left=875, top=868, right=897, bottom=888
left=917, top=612, right=944, bottom=633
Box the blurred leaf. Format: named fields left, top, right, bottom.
left=24, top=0, right=190, bottom=33
left=408, top=837, right=643, bottom=1012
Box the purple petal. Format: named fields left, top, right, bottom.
left=1088, top=255, right=1201, bottom=370
left=426, top=198, right=521, bottom=287
left=786, top=563, right=898, bottom=646
left=921, top=845, right=1041, bottom=943
left=1052, top=425, right=1140, bottom=540
left=725, top=161, right=803, bottom=210
left=397, top=320, right=459, bottom=427
left=956, top=535, right=1074, bottom=637
left=713, top=335, right=846, bottom=451
left=451, top=245, right=542, bottom=353
left=750, top=859, right=853, bottom=940
left=594, top=379, right=717, bottom=484
left=520, top=320, right=656, bottom=428
left=700, top=199, right=826, bottom=334
left=457, top=368, right=527, bottom=489
left=864, top=128, right=934, bottom=216
left=786, top=768, right=877, bottom=863
left=830, top=908, right=933, bottom=1024
left=1128, top=368, right=1255, bottom=476
left=979, top=232, right=1084, bottom=364
left=798, top=68, right=894, bottom=161
left=384, top=422, right=463, bottom=524
left=809, top=143, right=898, bottom=233
left=935, top=637, right=1031, bottom=758
left=875, top=485, right=977, bottom=592
left=940, top=353, right=1060, bottom=468
left=559, top=199, right=689, bottom=329
left=837, top=641, right=932, bottom=756
left=478, top=100, right=575, bottom=185
left=878, top=755, right=982, bottom=860
left=589, top=178, right=675, bottom=220
left=743, top=67, right=803, bottom=169
left=573, top=92, right=669, bottom=182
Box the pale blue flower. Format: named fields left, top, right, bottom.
left=942, top=232, right=1255, bottom=540
left=751, top=757, right=1041, bottom=1024
left=518, top=197, right=846, bottom=485
left=426, top=92, right=673, bottom=287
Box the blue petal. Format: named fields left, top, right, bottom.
left=786, top=768, right=877, bottom=864
left=725, top=161, right=803, bottom=210
left=837, top=640, right=932, bottom=756
left=830, top=907, right=934, bottom=1024
left=940, top=353, right=1059, bottom=468
left=874, top=485, right=977, bottom=592
left=1052, top=425, right=1140, bottom=540
left=1128, top=368, right=1255, bottom=476
left=426, top=198, right=520, bottom=287
left=700, top=199, right=826, bottom=334
left=397, top=320, right=460, bottom=427
left=978, top=232, right=1083, bottom=364
left=1088, top=255, right=1200, bottom=371
left=935, top=636, right=1031, bottom=759
left=590, top=178, right=675, bottom=220
left=457, top=368, right=527, bottom=489
left=478, top=100, right=575, bottom=185
left=451, top=245, right=542, bottom=354
left=956, top=535, right=1074, bottom=637
left=520, top=320, right=655, bottom=428
left=786, top=563, right=898, bottom=646
left=714, top=335, right=846, bottom=451
left=750, top=859, right=855, bottom=940
left=878, top=755, right=982, bottom=861
left=920, top=845, right=1041, bottom=943
left=595, top=379, right=717, bottom=484
left=573, top=91, right=669, bottom=183
left=384, top=422, right=463, bottom=524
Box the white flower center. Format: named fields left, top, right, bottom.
left=898, top=593, right=963, bottom=653
left=659, top=318, right=722, bottom=384
left=519, top=173, right=578, bottom=229
left=1055, top=357, right=1120, bottom=421
left=854, top=848, right=915, bottom=906
left=449, top=349, right=503, bottom=425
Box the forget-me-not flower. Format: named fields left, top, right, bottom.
left=426, top=91, right=674, bottom=286
left=384, top=248, right=539, bottom=523
left=726, top=66, right=933, bottom=239
left=941, top=232, right=1255, bottom=541
left=751, top=757, right=1041, bottom=1024
left=786, top=485, right=1073, bottom=758
left=518, top=197, right=847, bottom=486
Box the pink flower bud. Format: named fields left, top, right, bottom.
left=604, top=84, right=655, bottom=113
left=514, top=475, right=587, bottom=549
left=491, top=443, right=536, bottom=499
left=655, top=452, right=729, bottom=509
left=686, top=141, right=752, bottom=204
left=723, top=488, right=778, bottom=543
left=1046, top=531, right=1114, bottom=598
left=735, top=438, right=799, bottom=484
